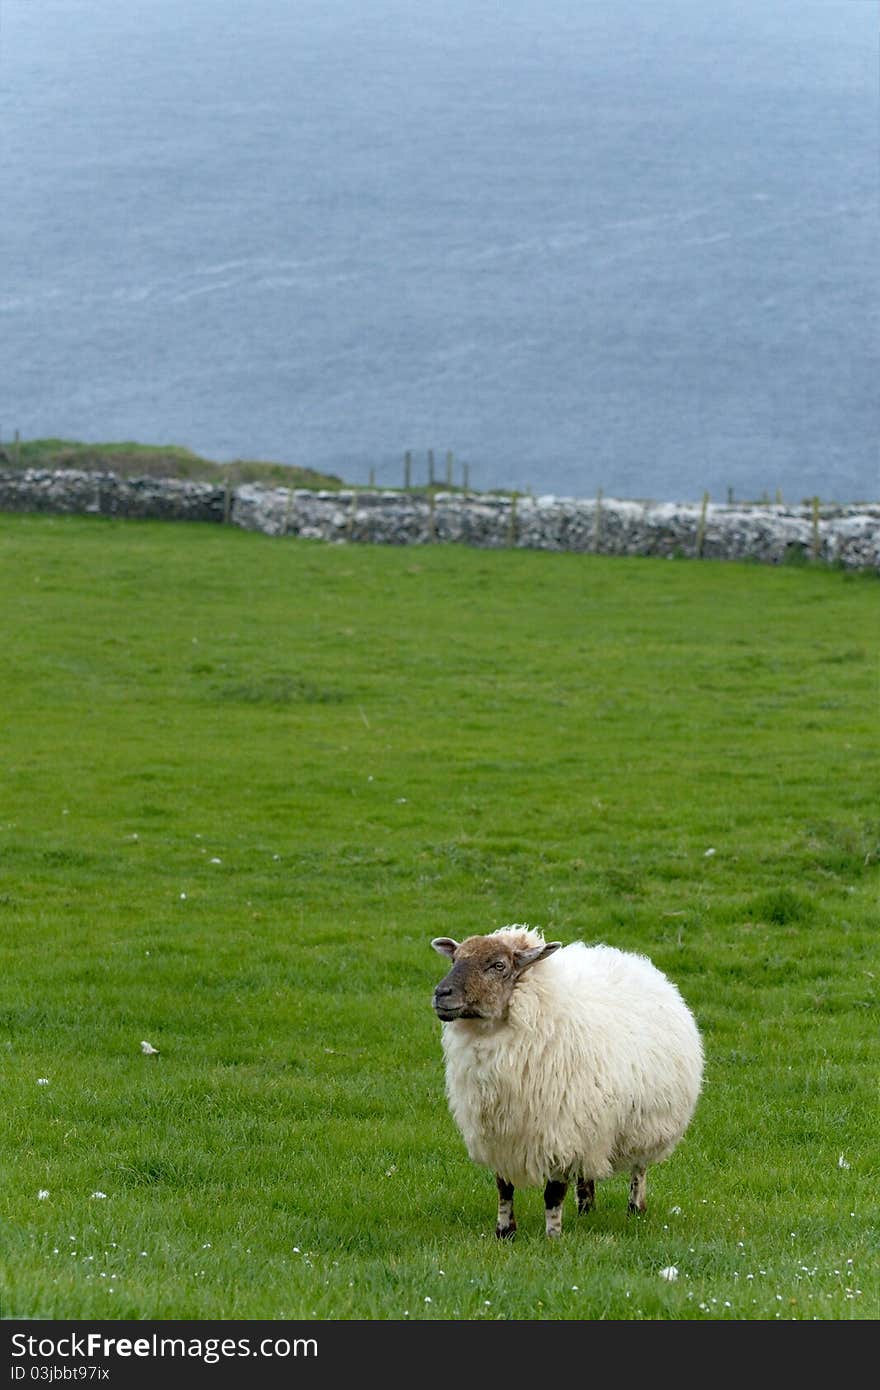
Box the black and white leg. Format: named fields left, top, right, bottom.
left=543, top=1177, right=569, bottom=1238
left=495, top=1175, right=516, bottom=1239
left=576, top=1176, right=595, bottom=1215
left=628, top=1165, right=647, bottom=1214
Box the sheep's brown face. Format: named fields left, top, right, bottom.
left=431, top=934, right=561, bottom=1021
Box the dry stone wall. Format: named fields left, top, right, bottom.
left=0, top=468, right=227, bottom=523
left=1, top=468, right=878, bottom=569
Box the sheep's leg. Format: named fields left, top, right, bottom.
left=628, top=1165, right=647, bottom=1214
left=543, top=1178, right=568, bottom=1238
left=576, top=1176, right=595, bottom=1215
left=495, top=1175, right=516, bottom=1240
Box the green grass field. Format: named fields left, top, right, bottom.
left=0, top=513, right=877, bottom=1321
left=0, top=438, right=346, bottom=491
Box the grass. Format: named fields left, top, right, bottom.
left=0, top=513, right=877, bottom=1321
left=0, top=438, right=347, bottom=491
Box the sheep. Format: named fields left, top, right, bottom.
left=431, top=926, right=703, bottom=1238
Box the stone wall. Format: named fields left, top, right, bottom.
left=2, top=468, right=878, bottom=569
left=0, top=468, right=227, bottom=523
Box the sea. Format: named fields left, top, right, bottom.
left=0, top=0, right=876, bottom=502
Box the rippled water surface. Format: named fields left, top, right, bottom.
left=1, top=0, right=876, bottom=500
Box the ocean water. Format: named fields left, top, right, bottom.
left=1, top=0, right=876, bottom=501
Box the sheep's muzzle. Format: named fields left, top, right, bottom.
left=432, top=972, right=478, bottom=1021
left=432, top=989, right=471, bottom=1021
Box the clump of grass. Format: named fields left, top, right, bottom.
left=747, top=887, right=817, bottom=927
left=217, top=675, right=348, bottom=706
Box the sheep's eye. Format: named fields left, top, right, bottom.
left=488, top=960, right=507, bottom=973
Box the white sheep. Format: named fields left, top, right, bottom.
left=431, top=926, right=703, bottom=1238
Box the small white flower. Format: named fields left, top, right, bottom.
left=669, top=1205, right=682, bottom=1215
left=838, top=1154, right=851, bottom=1169
left=704, top=847, right=716, bottom=857
left=424, top=1296, right=432, bottom=1303
left=37, top=1078, right=49, bottom=1086
left=659, top=1266, right=679, bottom=1281
left=91, top=1191, right=107, bottom=1200
left=179, top=892, right=187, bottom=900
left=37, top=1189, right=50, bottom=1200
left=140, top=1040, right=159, bottom=1055
left=210, top=857, right=222, bottom=864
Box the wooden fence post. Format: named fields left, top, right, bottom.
left=428, top=449, right=435, bottom=486
left=593, top=487, right=603, bottom=552
left=445, top=450, right=453, bottom=487
left=507, top=494, right=517, bottom=547
left=811, top=496, right=821, bottom=561
left=223, top=476, right=232, bottom=525
left=696, top=490, right=709, bottom=558
left=404, top=451, right=412, bottom=489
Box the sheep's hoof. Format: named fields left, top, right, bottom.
left=495, top=1223, right=516, bottom=1240
left=627, top=1200, right=646, bottom=1215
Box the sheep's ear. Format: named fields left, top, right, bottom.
left=513, top=941, right=562, bottom=975
left=431, top=937, right=459, bottom=959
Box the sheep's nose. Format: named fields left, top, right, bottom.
left=433, top=985, right=453, bottom=1001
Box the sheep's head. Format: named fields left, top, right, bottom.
left=431, top=932, right=562, bottom=1021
